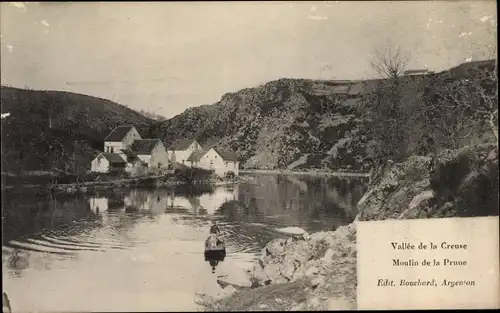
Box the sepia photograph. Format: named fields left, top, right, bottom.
left=1, top=1, right=498, bottom=312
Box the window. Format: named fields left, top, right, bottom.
left=158, top=163, right=161, bottom=168
left=111, top=147, right=114, bottom=153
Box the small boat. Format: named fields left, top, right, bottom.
left=204, top=234, right=226, bottom=262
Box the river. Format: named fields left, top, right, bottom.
left=2, top=173, right=368, bottom=312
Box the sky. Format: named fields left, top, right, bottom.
left=1, top=1, right=497, bottom=118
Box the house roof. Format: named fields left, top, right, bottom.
left=187, top=149, right=207, bottom=162
left=104, top=125, right=135, bottom=142
left=130, top=139, right=161, bottom=154
left=121, top=149, right=138, bottom=159
left=169, top=139, right=197, bottom=151
left=100, top=153, right=127, bottom=164
left=212, top=148, right=239, bottom=161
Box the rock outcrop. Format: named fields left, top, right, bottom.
left=358, top=143, right=498, bottom=221
left=205, top=225, right=357, bottom=311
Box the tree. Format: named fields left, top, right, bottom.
left=422, top=60, right=498, bottom=150
left=370, top=40, right=412, bottom=80
left=363, top=41, right=414, bottom=161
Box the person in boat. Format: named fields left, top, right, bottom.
left=210, top=221, right=224, bottom=243
left=210, top=220, right=220, bottom=235
left=205, top=233, right=219, bottom=249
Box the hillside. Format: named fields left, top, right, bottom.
left=150, top=79, right=378, bottom=171
left=1, top=86, right=153, bottom=175
left=150, top=60, right=496, bottom=171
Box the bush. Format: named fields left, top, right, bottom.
left=430, top=147, right=499, bottom=217
left=174, top=167, right=214, bottom=183
left=225, top=171, right=236, bottom=179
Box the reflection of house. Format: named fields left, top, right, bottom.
left=164, top=186, right=239, bottom=215
left=189, top=147, right=240, bottom=178
left=198, top=186, right=239, bottom=215
left=167, top=139, right=203, bottom=165
left=90, top=125, right=169, bottom=175
left=124, top=189, right=169, bottom=213
left=166, top=195, right=194, bottom=212
left=89, top=197, right=109, bottom=213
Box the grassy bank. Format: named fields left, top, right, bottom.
left=2, top=167, right=245, bottom=196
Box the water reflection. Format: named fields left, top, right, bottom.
left=2, top=174, right=368, bottom=311
left=2, top=175, right=367, bottom=257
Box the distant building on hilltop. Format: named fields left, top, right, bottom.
left=403, top=69, right=435, bottom=76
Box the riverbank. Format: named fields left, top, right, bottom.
left=200, top=143, right=498, bottom=311
left=198, top=224, right=357, bottom=311
left=240, top=169, right=370, bottom=178
left=2, top=172, right=250, bottom=196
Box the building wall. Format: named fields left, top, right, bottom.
left=172, top=150, right=191, bottom=165
left=104, top=141, right=123, bottom=154
left=137, top=154, right=152, bottom=167
left=104, top=127, right=141, bottom=153
left=169, top=140, right=202, bottom=165
left=123, top=127, right=142, bottom=147
left=149, top=142, right=170, bottom=173
left=91, top=155, right=110, bottom=173
left=197, top=148, right=239, bottom=177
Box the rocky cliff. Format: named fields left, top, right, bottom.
left=357, top=143, right=498, bottom=221
left=151, top=60, right=496, bottom=172
left=150, top=78, right=376, bottom=171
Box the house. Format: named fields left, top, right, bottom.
left=188, top=147, right=239, bottom=178
left=90, top=153, right=127, bottom=173
left=120, top=149, right=148, bottom=177
left=186, top=149, right=207, bottom=167
left=103, top=125, right=142, bottom=156
left=167, top=139, right=203, bottom=165
left=91, top=125, right=169, bottom=175
left=130, top=139, right=169, bottom=173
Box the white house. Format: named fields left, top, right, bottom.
left=130, top=139, right=169, bottom=173
left=187, top=147, right=239, bottom=178
left=91, top=125, right=169, bottom=175
left=103, top=125, right=142, bottom=156
left=90, top=153, right=127, bottom=173
left=167, top=139, right=203, bottom=165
